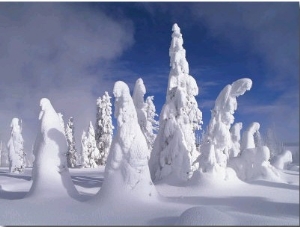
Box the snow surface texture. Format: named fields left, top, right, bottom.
left=0, top=166, right=298, bottom=225
left=96, top=81, right=158, bottom=202
left=26, top=98, right=79, bottom=199
left=229, top=122, right=281, bottom=181
left=7, top=118, right=25, bottom=173
left=195, top=78, right=252, bottom=182
left=149, top=23, right=203, bottom=184
left=95, top=91, right=114, bottom=165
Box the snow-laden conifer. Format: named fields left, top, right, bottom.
left=65, top=117, right=77, bottom=168
left=229, top=122, right=243, bottom=158
left=265, top=128, right=283, bottom=161
left=149, top=23, right=203, bottom=183
left=81, top=122, right=100, bottom=168
left=95, top=92, right=114, bottom=165
left=195, top=78, right=252, bottom=180
left=97, top=81, right=157, bottom=201
left=27, top=98, right=78, bottom=198
left=144, top=95, right=159, bottom=148
left=229, top=122, right=280, bottom=181
left=133, top=78, right=159, bottom=150
left=0, top=141, right=9, bottom=167
left=7, top=118, right=26, bottom=173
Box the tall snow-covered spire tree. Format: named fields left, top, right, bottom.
left=95, top=92, right=114, bottom=165
left=132, top=78, right=159, bottom=150
left=7, top=118, right=26, bottom=173
left=195, top=78, right=252, bottom=180
left=149, top=23, right=203, bottom=183
left=82, top=121, right=100, bottom=168
left=65, top=117, right=77, bottom=168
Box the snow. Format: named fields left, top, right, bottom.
left=0, top=23, right=299, bottom=226
left=0, top=166, right=298, bottom=225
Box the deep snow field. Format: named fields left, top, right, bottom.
left=0, top=166, right=298, bottom=226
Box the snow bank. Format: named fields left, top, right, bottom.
left=27, top=98, right=79, bottom=199
left=96, top=81, right=158, bottom=202
left=177, top=206, right=235, bottom=225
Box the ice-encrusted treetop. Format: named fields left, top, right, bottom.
left=10, top=118, right=22, bottom=133
left=168, top=23, right=190, bottom=92
left=114, top=81, right=138, bottom=127
left=241, top=122, right=260, bottom=150
left=133, top=78, right=146, bottom=110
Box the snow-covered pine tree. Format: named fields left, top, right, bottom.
left=229, top=122, right=243, bottom=158
left=95, top=92, right=114, bottom=165
left=265, top=128, right=283, bottom=161
left=232, top=122, right=280, bottom=181
left=144, top=95, right=159, bottom=149
left=65, top=117, right=77, bottom=168
left=96, top=81, right=157, bottom=201
left=0, top=141, right=9, bottom=167
left=81, top=121, right=100, bottom=168
left=7, top=118, right=26, bottom=173
left=195, top=78, right=252, bottom=180
left=149, top=23, right=203, bottom=183
left=132, top=78, right=159, bottom=150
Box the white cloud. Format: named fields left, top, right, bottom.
left=0, top=3, right=134, bottom=152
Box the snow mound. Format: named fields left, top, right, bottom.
left=177, top=206, right=236, bottom=225
left=27, top=98, right=79, bottom=199
left=95, top=81, right=158, bottom=203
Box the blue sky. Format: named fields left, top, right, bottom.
left=0, top=2, right=298, bottom=154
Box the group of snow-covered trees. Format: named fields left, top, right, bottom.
left=1, top=22, right=293, bottom=197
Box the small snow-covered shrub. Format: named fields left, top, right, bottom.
left=271, top=150, right=293, bottom=170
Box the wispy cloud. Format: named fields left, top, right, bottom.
left=0, top=3, right=134, bottom=151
